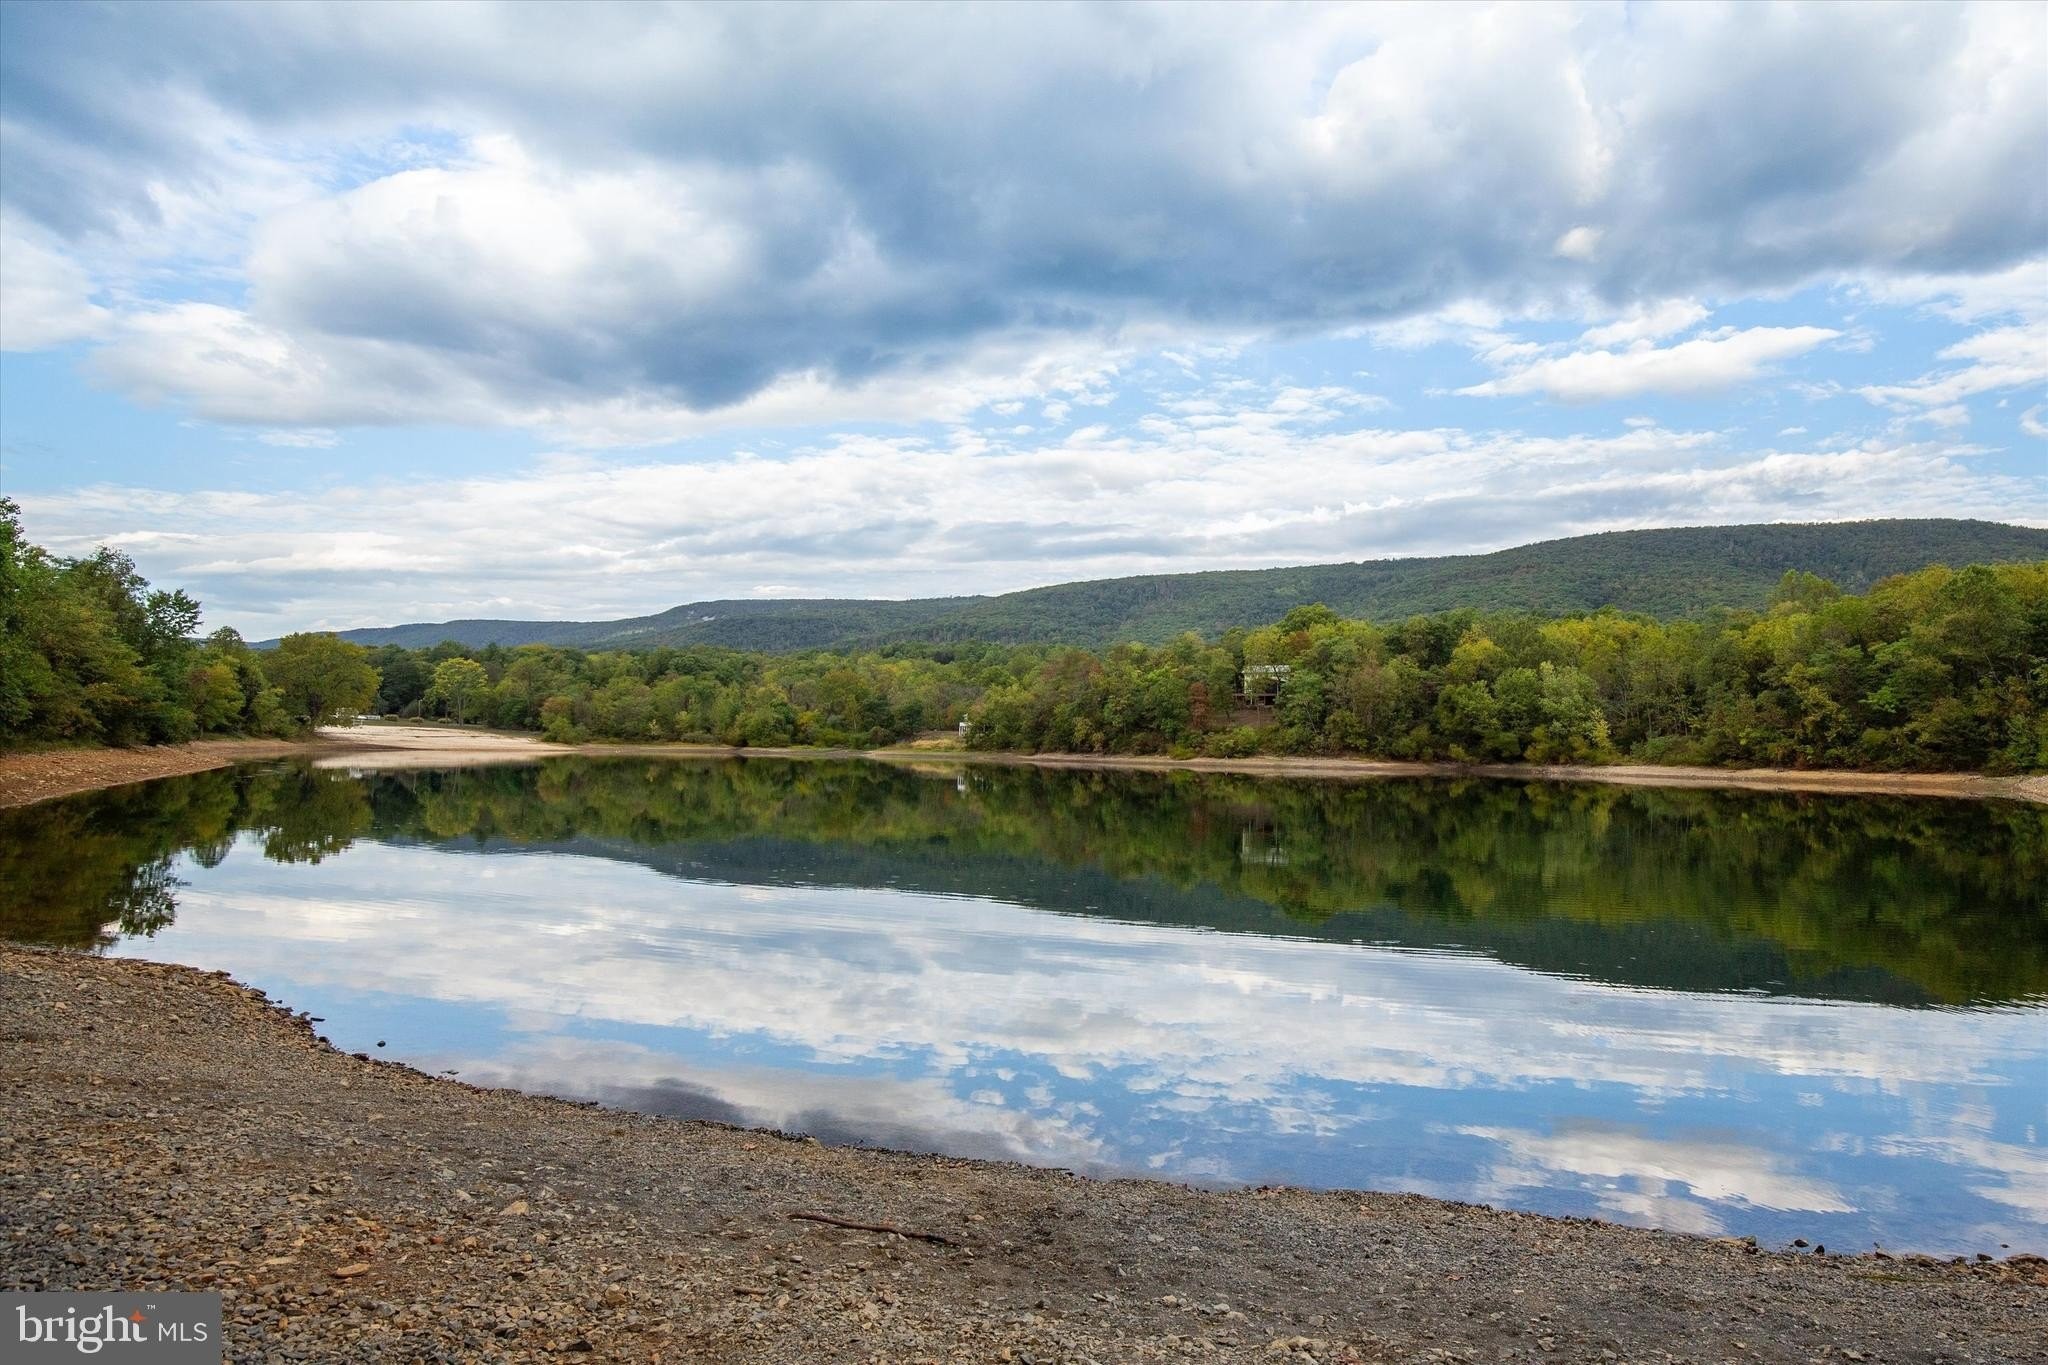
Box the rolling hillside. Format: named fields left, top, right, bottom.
left=306, top=519, right=2048, bottom=653
left=306, top=596, right=977, bottom=652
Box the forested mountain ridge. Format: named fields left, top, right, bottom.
left=8, top=494, right=2045, bottom=773
left=306, top=596, right=980, bottom=652
left=306, top=519, right=2048, bottom=653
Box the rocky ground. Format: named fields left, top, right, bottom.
left=0, top=739, right=332, bottom=808
left=4, top=947, right=2043, bottom=1364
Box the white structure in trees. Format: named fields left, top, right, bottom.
left=1241, top=663, right=1291, bottom=704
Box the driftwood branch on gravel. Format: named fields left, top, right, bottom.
left=786, top=1210, right=966, bottom=1247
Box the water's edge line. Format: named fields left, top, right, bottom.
left=6, top=941, right=2040, bottom=1267
left=6, top=734, right=2041, bottom=809
left=326, top=730, right=2048, bottom=805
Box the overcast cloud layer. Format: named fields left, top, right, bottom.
left=1, top=1, right=2043, bottom=632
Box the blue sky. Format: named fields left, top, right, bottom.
left=0, top=1, right=2043, bottom=635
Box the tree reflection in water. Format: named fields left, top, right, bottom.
left=4, top=757, right=2043, bottom=1007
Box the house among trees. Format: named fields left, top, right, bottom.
left=1241, top=663, right=1291, bottom=705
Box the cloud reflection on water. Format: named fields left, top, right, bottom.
left=117, top=835, right=2048, bottom=1255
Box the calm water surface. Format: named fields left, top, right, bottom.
left=4, top=757, right=2043, bottom=1255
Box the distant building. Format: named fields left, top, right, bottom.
left=1241, top=663, right=1291, bottom=704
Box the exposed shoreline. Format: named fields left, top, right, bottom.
left=0, top=736, right=342, bottom=809
left=865, top=748, right=2048, bottom=803
left=5, top=944, right=2041, bottom=1363
left=6, top=727, right=2041, bottom=809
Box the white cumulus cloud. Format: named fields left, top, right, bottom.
left=1460, top=327, right=1841, bottom=402
left=1859, top=324, right=2048, bottom=409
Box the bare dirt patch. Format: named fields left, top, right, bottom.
left=317, top=723, right=570, bottom=753
left=897, top=751, right=2048, bottom=804
left=16, top=729, right=2039, bottom=808
left=0, top=738, right=334, bottom=809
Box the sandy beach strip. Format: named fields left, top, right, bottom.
left=6, top=725, right=2042, bottom=808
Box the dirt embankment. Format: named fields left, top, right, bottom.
left=3, top=946, right=2041, bottom=1364
left=0, top=738, right=337, bottom=809
left=335, top=726, right=2048, bottom=804
left=320, top=724, right=2048, bottom=803
left=9, top=727, right=2042, bottom=809
left=866, top=750, right=2048, bottom=804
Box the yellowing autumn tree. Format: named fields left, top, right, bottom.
left=427, top=657, right=491, bottom=724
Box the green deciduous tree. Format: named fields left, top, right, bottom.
left=266, top=634, right=381, bottom=729
left=426, top=657, right=491, bottom=724
left=8, top=492, right=2040, bottom=774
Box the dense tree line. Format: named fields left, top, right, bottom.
left=964, top=562, right=2048, bottom=772
left=363, top=636, right=1011, bottom=747
left=1, top=500, right=379, bottom=745
left=356, top=558, right=2047, bottom=772
left=6, top=501, right=2043, bottom=771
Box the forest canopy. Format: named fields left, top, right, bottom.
left=4, top=500, right=2043, bottom=772
left=1, top=499, right=378, bottom=745
left=960, top=563, right=2048, bottom=772
left=319, top=520, right=2048, bottom=653
left=297, top=557, right=2048, bottom=773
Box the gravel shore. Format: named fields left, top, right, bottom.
left=0, top=739, right=333, bottom=808
left=4, top=946, right=2042, bottom=1364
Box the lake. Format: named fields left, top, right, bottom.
left=3, top=756, right=2043, bottom=1256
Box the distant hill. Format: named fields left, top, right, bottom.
left=300, top=596, right=977, bottom=652
left=298, top=519, right=2048, bottom=653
